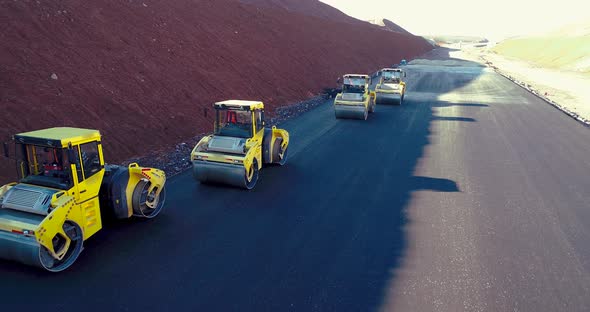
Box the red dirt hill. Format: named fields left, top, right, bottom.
left=366, top=18, right=412, bottom=35
left=240, top=0, right=360, bottom=24
left=0, top=0, right=431, bottom=183
left=382, top=19, right=412, bottom=35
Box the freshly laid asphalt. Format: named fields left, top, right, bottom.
left=1, top=48, right=589, bottom=311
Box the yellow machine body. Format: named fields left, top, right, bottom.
left=191, top=100, right=290, bottom=189
left=375, top=68, right=406, bottom=105
left=334, top=74, right=376, bottom=120
left=0, top=127, right=166, bottom=272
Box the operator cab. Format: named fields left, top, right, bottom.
left=381, top=69, right=405, bottom=83
left=9, top=128, right=104, bottom=190
left=342, top=75, right=369, bottom=94
left=213, top=100, right=265, bottom=139
left=17, top=145, right=72, bottom=189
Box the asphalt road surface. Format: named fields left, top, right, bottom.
left=2, top=48, right=589, bottom=311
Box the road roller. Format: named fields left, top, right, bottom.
left=375, top=68, right=406, bottom=105
left=0, top=127, right=166, bottom=272
left=191, top=100, right=289, bottom=190
left=334, top=74, right=376, bottom=120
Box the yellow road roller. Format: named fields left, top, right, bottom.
left=375, top=68, right=406, bottom=105
left=191, top=100, right=289, bottom=189
left=334, top=74, right=376, bottom=120
left=0, top=127, right=166, bottom=272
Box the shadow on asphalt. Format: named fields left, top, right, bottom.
left=441, top=103, right=489, bottom=108
left=409, top=176, right=461, bottom=192
left=432, top=116, right=477, bottom=122
left=0, top=48, right=486, bottom=312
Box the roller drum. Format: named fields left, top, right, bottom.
left=193, top=160, right=254, bottom=189
left=334, top=104, right=368, bottom=120
left=0, top=231, right=43, bottom=268
left=132, top=181, right=166, bottom=219
left=375, top=93, right=402, bottom=105
left=0, top=221, right=83, bottom=272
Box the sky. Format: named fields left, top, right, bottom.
left=320, top=0, right=590, bottom=40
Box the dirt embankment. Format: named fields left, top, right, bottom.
left=482, top=21, right=590, bottom=126
left=240, top=0, right=359, bottom=24
left=0, top=0, right=431, bottom=183
left=366, top=18, right=412, bottom=35
left=493, top=36, right=590, bottom=73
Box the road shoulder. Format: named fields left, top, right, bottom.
left=477, top=50, right=590, bottom=127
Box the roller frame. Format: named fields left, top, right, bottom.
left=190, top=102, right=289, bottom=190
left=0, top=128, right=167, bottom=272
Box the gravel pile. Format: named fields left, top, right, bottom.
left=121, top=136, right=203, bottom=178
left=122, top=95, right=329, bottom=178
